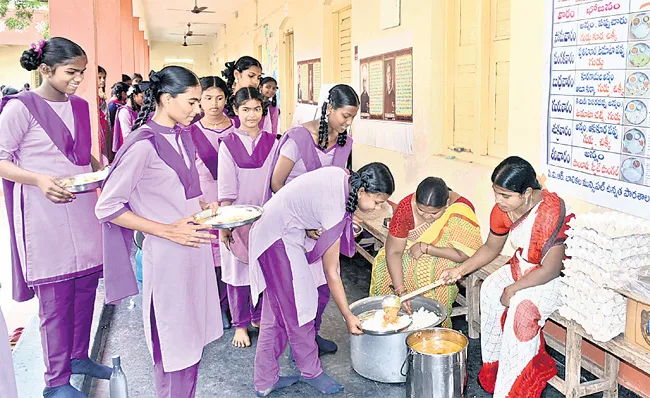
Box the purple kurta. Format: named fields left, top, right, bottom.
left=192, top=121, right=234, bottom=267
left=0, top=304, right=18, bottom=398
left=96, top=121, right=222, bottom=372
left=217, top=129, right=277, bottom=286
left=0, top=95, right=102, bottom=301
left=112, top=106, right=138, bottom=152
left=249, top=167, right=351, bottom=326
left=270, top=126, right=354, bottom=288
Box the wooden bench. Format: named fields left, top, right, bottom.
left=469, top=258, right=650, bottom=398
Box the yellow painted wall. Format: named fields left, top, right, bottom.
left=0, top=46, right=31, bottom=91
left=203, top=0, right=625, bottom=237
left=149, top=41, right=212, bottom=78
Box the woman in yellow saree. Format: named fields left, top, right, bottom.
left=369, top=177, right=482, bottom=327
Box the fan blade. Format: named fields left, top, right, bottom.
left=192, top=7, right=214, bottom=13
left=166, top=8, right=190, bottom=11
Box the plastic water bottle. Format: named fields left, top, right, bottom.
left=109, top=355, right=129, bottom=398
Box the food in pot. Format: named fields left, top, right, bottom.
left=361, top=309, right=411, bottom=332
left=406, top=307, right=441, bottom=331
left=381, top=295, right=402, bottom=326
left=411, top=339, right=464, bottom=355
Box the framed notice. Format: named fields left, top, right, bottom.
left=541, top=0, right=650, bottom=219
left=359, top=48, right=413, bottom=122
left=297, top=58, right=321, bottom=105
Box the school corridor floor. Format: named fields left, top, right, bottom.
left=91, top=255, right=641, bottom=398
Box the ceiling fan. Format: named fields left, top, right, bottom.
left=171, top=23, right=207, bottom=37
left=167, top=0, right=215, bottom=14
left=179, top=35, right=202, bottom=47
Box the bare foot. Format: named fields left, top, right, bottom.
left=251, top=321, right=260, bottom=328
left=232, top=327, right=251, bottom=348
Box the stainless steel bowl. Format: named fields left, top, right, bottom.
left=193, top=205, right=263, bottom=230
left=349, top=296, right=448, bottom=383
left=61, top=169, right=109, bottom=193
left=65, top=180, right=104, bottom=193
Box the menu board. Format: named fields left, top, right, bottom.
left=360, top=48, right=413, bottom=122
left=297, top=58, right=321, bottom=105
left=543, top=0, right=650, bottom=218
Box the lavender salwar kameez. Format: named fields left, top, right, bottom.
left=217, top=129, right=276, bottom=329
left=0, top=92, right=102, bottom=388
left=249, top=167, right=355, bottom=391
left=96, top=120, right=223, bottom=397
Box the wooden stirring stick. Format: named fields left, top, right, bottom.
left=400, top=280, right=445, bottom=302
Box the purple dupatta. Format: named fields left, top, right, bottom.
left=189, top=124, right=221, bottom=180
left=0, top=92, right=92, bottom=301
left=101, top=121, right=202, bottom=304
left=220, top=131, right=275, bottom=169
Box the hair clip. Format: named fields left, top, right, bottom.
left=30, top=39, right=46, bottom=59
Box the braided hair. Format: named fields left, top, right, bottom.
left=222, top=56, right=263, bottom=117
left=133, top=66, right=200, bottom=130
left=346, top=162, right=395, bottom=213
left=126, top=84, right=143, bottom=113
left=317, top=84, right=360, bottom=150
left=260, top=76, right=278, bottom=107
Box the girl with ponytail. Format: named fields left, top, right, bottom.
left=112, top=84, right=143, bottom=152
left=264, top=83, right=359, bottom=356
left=260, top=76, right=280, bottom=136
left=0, top=37, right=109, bottom=397
left=217, top=86, right=278, bottom=348
left=221, top=56, right=272, bottom=131
left=249, top=162, right=394, bottom=396
left=96, top=66, right=223, bottom=397
left=188, top=75, right=234, bottom=329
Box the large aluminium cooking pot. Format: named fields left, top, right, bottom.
left=404, top=328, right=468, bottom=398
left=349, top=295, right=447, bottom=383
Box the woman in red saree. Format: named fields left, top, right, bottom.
left=441, top=156, right=574, bottom=398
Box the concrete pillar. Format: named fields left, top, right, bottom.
left=49, top=0, right=100, bottom=159
left=144, top=40, right=150, bottom=73
left=133, top=17, right=142, bottom=76
left=96, top=0, right=122, bottom=86
left=138, top=30, right=146, bottom=76
left=120, top=0, right=135, bottom=75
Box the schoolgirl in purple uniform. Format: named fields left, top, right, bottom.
left=189, top=75, right=235, bottom=328
left=218, top=87, right=278, bottom=348
left=96, top=67, right=223, bottom=397
left=268, top=84, right=359, bottom=356
left=250, top=163, right=395, bottom=396
left=0, top=37, right=108, bottom=398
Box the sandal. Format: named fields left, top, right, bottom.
left=9, top=327, right=24, bottom=349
